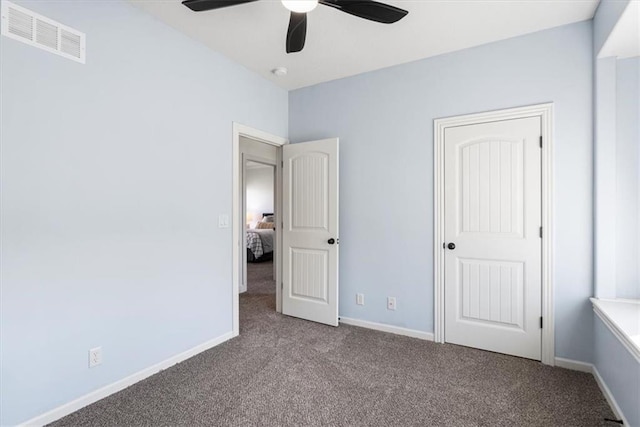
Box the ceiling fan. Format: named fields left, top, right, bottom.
left=182, top=0, right=409, bottom=54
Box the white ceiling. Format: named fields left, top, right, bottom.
left=598, top=0, right=639, bottom=59
left=129, top=0, right=600, bottom=90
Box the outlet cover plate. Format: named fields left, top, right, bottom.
left=89, top=347, right=102, bottom=368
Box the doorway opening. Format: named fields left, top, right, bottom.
left=232, top=124, right=287, bottom=337
left=243, top=159, right=276, bottom=296
left=233, top=125, right=341, bottom=333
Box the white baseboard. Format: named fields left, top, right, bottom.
left=339, top=317, right=434, bottom=341
left=592, top=365, right=629, bottom=426
left=17, top=332, right=629, bottom=427
left=554, top=357, right=628, bottom=426
left=554, top=357, right=593, bottom=373
left=20, top=331, right=236, bottom=427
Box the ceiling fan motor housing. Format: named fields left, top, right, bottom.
left=182, top=0, right=409, bottom=53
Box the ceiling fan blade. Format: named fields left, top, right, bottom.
left=182, top=0, right=258, bottom=12
left=286, top=12, right=307, bottom=54
left=319, top=0, right=408, bottom=24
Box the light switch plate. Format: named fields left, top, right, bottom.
left=218, top=214, right=230, bottom=228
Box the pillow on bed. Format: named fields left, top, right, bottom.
left=255, top=221, right=275, bottom=229
left=262, top=215, right=274, bottom=223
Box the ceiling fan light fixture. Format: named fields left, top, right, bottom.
left=183, top=0, right=409, bottom=54
left=281, top=0, right=318, bottom=14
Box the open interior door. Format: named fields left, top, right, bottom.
left=282, top=138, right=339, bottom=326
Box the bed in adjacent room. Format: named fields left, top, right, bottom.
left=246, top=214, right=275, bottom=263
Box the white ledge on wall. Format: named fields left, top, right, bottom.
left=591, top=298, right=640, bottom=363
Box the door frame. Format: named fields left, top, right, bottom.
left=232, top=123, right=287, bottom=337
left=433, top=103, right=555, bottom=365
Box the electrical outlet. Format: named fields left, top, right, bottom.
left=356, top=293, right=365, bottom=305
left=387, top=297, right=397, bottom=310
left=89, top=347, right=102, bottom=368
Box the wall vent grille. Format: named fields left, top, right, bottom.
left=1, top=1, right=85, bottom=64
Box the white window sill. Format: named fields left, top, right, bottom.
left=591, top=298, right=640, bottom=363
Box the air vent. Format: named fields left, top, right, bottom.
left=7, top=5, right=32, bottom=41
left=36, top=19, right=58, bottom=50
left=1, top=1, right=85, bottom=64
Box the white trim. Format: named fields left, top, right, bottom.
left=232, top=123, right=287, bottom=336
left=19, top=332, right=234, bottom=427
left=433, top=103, right=555, bottom=365
left=339, top=317, right=434, bottom=341
left=554, top=357, right=593, bottom=373
left=592, top=365, right=629, bottom=426
left=591, top=298, right=640, bottom=363
left=523, top=357, right=629, bottom=425
left=552, top=358, right=628, bottom=424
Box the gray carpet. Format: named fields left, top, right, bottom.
left=245, top=260, right=276, bottom=296
left=50, top=262, right=615, bottom=426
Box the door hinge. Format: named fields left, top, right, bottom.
left=281, top=282, right=284, bottom=290
left=281, top=160, right=284, bottom=167
left=540, top=316, right=543, bottom=328
left=539, top=227, right=543, bottom=238
left=539, top=135, right=543, bottom=148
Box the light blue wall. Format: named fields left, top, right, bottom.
left=615, top=58, right=640, bottom=299
left=593, top=315, right=640, bottom=426
left=593, top=0, right=640, bottom=300
left=593, top=1, right=628, bottom=299
left=592, top=4, right=640, bottom=424
left=594, top=55, right=619, bottom=299
left=0, top=0, right=287, bottom=424
left=289, top=22, right=594, bottom=362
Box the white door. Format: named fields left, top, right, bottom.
left=282, top=138, right=339, bottom=326
left=444, top=117, right=542, bottom=360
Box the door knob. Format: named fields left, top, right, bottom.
left=447, top=243, right=456, bottom=250
left=328, top=238, right=336, bottom=245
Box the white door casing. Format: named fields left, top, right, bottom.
left=443, top=116, right=542, bottom=360
left=282, top=138, right=339, bottom=326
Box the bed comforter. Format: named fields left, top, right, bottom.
left=246, top=229, right=274, bottom=259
